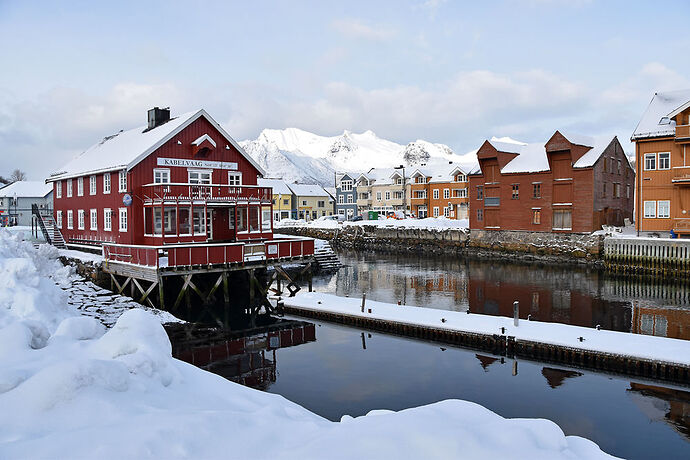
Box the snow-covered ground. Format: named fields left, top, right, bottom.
left=0, top=229, right=615, bottom=459
left=284, top=292, right=690, bottom=366
left=276, top=216, right=469, bottom=231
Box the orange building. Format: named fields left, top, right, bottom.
left=469, top=131, right=634, bottom=232
left=631, top=90, right=690, bottom=237
left=409, top=160, right=474, bottom=219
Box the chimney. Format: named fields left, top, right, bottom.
left=147, top=107, right=170, bottom=130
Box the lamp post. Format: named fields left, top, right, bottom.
left=394, top=165, right=406, bottom=216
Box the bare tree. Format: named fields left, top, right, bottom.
left=10, top=169, right=26, bottom=182
left=0, top=176, right=9, bottom=185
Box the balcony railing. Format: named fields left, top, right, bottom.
left=672, top=167, right=690, bottom=184
left=675, top=124, right=690, bottom=139
left=141, top=183, right=272, bottom=204
left=674, top=219, right=690, bottom=233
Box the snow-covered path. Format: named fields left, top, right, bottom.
left=0, top=229, right=616, bottom=459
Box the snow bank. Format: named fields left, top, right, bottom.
left=0, top=229, right=615, bottom=459
left=284, top=292, right=690, bottom=367
left=276, top=217, right=469, bottom=231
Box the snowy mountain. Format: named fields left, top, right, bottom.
left=240, top=128, right=468, bottom=186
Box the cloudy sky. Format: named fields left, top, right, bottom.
left=1, top=0, right=689, bottom=180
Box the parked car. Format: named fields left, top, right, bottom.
left=349, top=215, right=363, bottom=222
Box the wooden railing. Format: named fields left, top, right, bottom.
left=675, top=124, right=690, bottom=138
left=141, top=183, right=272, bottom=203
left=102, top=237, right=315, bottom=268
left=672, top=167, right=690, bottom=183
left=674, top=219, right=690, bottom=232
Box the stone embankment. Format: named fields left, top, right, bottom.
left=277, top=225, right=604, bottom=266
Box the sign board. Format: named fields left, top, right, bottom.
left=267, top=244, right=278, bottom=255
left=157, top=157, right=238, bottom=170
left=122, top=194, right=133, bottom=206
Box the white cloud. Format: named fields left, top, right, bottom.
left=331, top=18, right=397, bottom=41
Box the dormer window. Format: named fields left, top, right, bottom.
left=191, top=134, right=216, bottom=157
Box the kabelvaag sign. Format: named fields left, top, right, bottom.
left=157, top=158, right=238, bottom=170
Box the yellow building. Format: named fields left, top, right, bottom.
left=258, top=178, right=294, bottom=221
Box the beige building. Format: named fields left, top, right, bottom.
left=289, top=183, right=334, bottom=220
left=356, top=168, right=411, bottom=215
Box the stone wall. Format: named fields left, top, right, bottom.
left=277, top=225, right=605, bottom=265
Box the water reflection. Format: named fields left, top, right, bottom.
left=628, top=383, right=690, bottom=440
left=313, top=250, right=690, bottom=340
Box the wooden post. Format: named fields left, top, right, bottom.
left=158, top=276, right=165, bottom=310
left=249, top=269, right=255, bottom=306
left=361, top=293, right=366, bottom=313
left=222, top=272, right=230, bottom=308
left=361, top=332, right=366, bottom=349
left=513, top=301, right=519, bottom=327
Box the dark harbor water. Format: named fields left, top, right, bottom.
left=173, top=250, right=690, bottom=459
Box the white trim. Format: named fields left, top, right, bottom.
left=658, top=152, right=671, bottom=170
left=67, top=210, right=73, bottom=229
left=89, top=175, right=97, bottom=195
left=56, top=180, right=62, bottom=199
left=191, top=133, right=217, bottom=148
left=104, top=208, right=112, bottom=232
left=56, top=210, right=62, bottom=228
left=119, top=207, right=128, bottom=232
left=643, top=200, right=656, bottom=219
left=103, top=172, right=111, bottom=194
left=77, top=209, right=85, bottom=230
left=154, top=168, right=171, bottom=184
left=643, top=153, right=656, bottom=171
left=667, top=100, right=690, bottom=119
left=77, top=177, right=84, bottom=196
left=89, top=208, right=97, bottom=230
left=657, top=200, right=671, bottom=219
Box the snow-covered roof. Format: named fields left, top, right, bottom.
left=48, top=109, right=265, bottom=182
left=558, top=131, right=595, bottom=148
left=488, top=140, right=525, bottom=154
left=631, top=89, right=690, bottom=140
left=257, top=178, right=292, bottom=196
left=500, top=143, right=550, bottom=174
left=359, top=167, right=407, bottom=185
left=572, top=136, right=616, bottom=168
left=288, top=183, right=329, bottom=197
left=0, top=181, right=52, bottom=198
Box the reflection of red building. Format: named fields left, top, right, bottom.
left=171, top=322, right=316, bottom=390
left=628, top=383, right=690, bottom=440
left=631, top=303, right=690, bottom=340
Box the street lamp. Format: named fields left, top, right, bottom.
left=394, top=164, right=406, bottom=216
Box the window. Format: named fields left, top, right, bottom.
left=416, top=176, right=425, bottom=184
left=347, top=195, right=353, bottom=203
left=302, top=200, right=307, bottom=206
left=318, top=201, right=325, bottom=208
left=602, top=182, right=607, bottom=197
left=56, top=181, right=62, bottom=199
left=614, top=183, right=621, bottom=198
left=658, top=200, right=670, bottom=218
left=56, top=210, right=62, bottom=228
left=262, top=206, right=272, bottom=231
left=433, top=206, right=439, bottom=217
left=443, top=189, right=450, bottom=199
left=228, top=208, right=235, bottom=229
left=191, top=207, right=205, bottom=233
left=626, top=184, right=630, bottom=199
left=249, top=207, right=260, bottom=232
left=658, top=152, right=670, bottom=170
left=89, top=175, right=97, bottom=195
left=552, top=210, right=572, bottom=230
left=396, top=178, right=403, bottom=185
left=67, top=210, right=73, bottom=229
left=90, top=209, right=97, bottom=230
left=283, top=198, right=289, bottom=205
left=476, top=209, right=483, bottom=221
left=644, top=153, right=656, bottom=171
left=484, top=196, right=500, bottom=207
left=376, top=192, right=382, bottom=201
left=532, top=208, right=541, bottom=225
left=77, top=177, right=84, bottom=196
left=67, top=180, right=73, bottom=197
left=228, top=172, right=242, bottom=186
left=103, top=173, right=111, bottom=194
left=433, top=189, right=439, bottom=199
left=119, top=208, right=128, bottom=232
left=454, top=188, right=467, bottom=198
left=77, top=209, right=85, bottom=230
left=394, top=191, right=403, bottom=199
left=617, top=159, right=621, bottom=175
left=179, top=208, right=191, bottom=234
left=154, top=169, right=170, bottom=184
left=338, top=195, right=344, bottom=204
left=347, top=209, right=354, bottom=218
left=104, top=208, right=112, bottom=231
left=341, top=180, right=353, bottom=192
left=443, top=206, right=450, bottom=217
left=477, top=186, right=484, bottom=200
left=532, top=183, right=541, bottom=199
left=385, top=191, right=391, bottom=200
left=189, top=170, right=212, bottom=184
left=119, top=170, right=127, bottom=192
left=643, top=201, right=656, bottom=218
left=455, top=174, right=467, bottom=182
left=512, top=184, right=519, bottom=199
left=237, top=207, right=247, bottom=232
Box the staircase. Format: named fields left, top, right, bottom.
left=313, top=241, right=342, bottom=271
left=32, top=204, right=67, bottom=249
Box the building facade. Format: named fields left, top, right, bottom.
left=289, top=184, right=333, bottom=220
left=631, top=90, right=690, bottom=237
left=0, top=181, right=53, bottom=226
left=410, top=162, right=471, bottom=219
left=356, top=168, right=410, bottom=216
left=469, top=131, right=634, bottom=233
left=258, top=178, right=294, bottom=221
left=47, top=108, right=274, bottom=246
left=335, top=173, right=358, bottom=219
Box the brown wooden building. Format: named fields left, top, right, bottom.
left=631, top=90, right=690, bottom=237
left=409, top=160, right=473, bottom=219
left=468, top=131, right=634, bottom=233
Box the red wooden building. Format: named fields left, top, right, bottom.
left=46, top=108, right=313, bottom=268
left=468, top=131, right=634, bottom=233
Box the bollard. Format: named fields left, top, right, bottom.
left=512, top=360, right=518, bottom=376
left=361, top=332, right=366, bottom=350
left=361, top=293, right=366, bottom=313
left=513, top=301, right=519, bottom=327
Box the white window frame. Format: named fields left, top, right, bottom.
left=67, top=179, right=73, bottom=198
left=103, top=173, right=111, bottom=194
left=90, top=209, right=97, bottom=230
left=433, top=206, right=440, bottom=217
left=341, top=180, right=353, bottom=192
left=433, top=189, right=439, bottom=199
left=385, top=191, right=391, bottom=200
left=643, top=200, right=656, bottom=219
left=119, top=170, right=127, bottom=192
left=347, top=195, right=353, bottom=204
left=228, top=171, right=242, bottom=186
left=104, top=208, right=112, bottom=231
left=658, top=152, right=670, bottom=170
left=89, top=175, right=97, bottom=195
left=56, top=210, right=62, bottom=228
left=188, top=169, right=212, bottom=184
left=77, top=209, right=85, bottom=230
left=376, top=192, right=382, bottom=201
left=657, top=200, right=670, bottom=218
left=56, top=181, right=62, bottom=199
left=644, top=153, right=656, bottom=171
left=119, top=208, right=128, bottom=232
left=67, top=210, right=73, bottom=229
left=443, top=188, right=450, bottom=199
left=338, top=195, right=344, bottom=204
left=77, top=177, right=84, bottom=196
left=154, top=168, right=171, bottom=184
